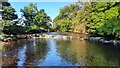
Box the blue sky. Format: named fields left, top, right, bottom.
left=10, top=2, right=74, bottom=20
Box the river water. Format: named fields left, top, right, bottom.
left=1, top=37, right=119, bottom=67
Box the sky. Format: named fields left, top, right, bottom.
left=10, top=2, right=75, bottom=20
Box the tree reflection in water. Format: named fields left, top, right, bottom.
left=85, top=41, right=118, bottom=66
left=56, top=40, right=118, bottom=66
left=2, top=38, right=48, bottom=67
left=56, top=40, right=87, bottom=66
left=1, top=38, right=118, bottom=67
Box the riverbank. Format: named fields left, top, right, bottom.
left=0, top=32, right=120, bottom=45
left=0, top=33, right=88, bottom=42
left=88, top=37, right=120, bottom=45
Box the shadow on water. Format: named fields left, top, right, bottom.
left=1, top=37, right=119, bottom=67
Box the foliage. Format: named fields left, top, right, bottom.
left=84, top=2, right=120, bottom=38
left=0, top=2, right=19, bottom=35
left=54, top=2, right=120, bottom=38
left=21, top=3, right=38, bottom=26
left=21, top=3, right=52, bottom=32
left=2, top=2, right=18, bottom=20
left=34, top=9, right=51, bottom=29
left=1, top=2, right=52, bottom=35
left=85, top=2, right=119, bottom=32
left=0, top=20, right=11, bottom=32
left=3, top=25, right=28, bottom=34
left=54, top=3, right=81, bottom=32
left=98, top=17, right=120, bottom=38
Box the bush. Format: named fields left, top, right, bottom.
left=3, top=25, right=28, bottom=35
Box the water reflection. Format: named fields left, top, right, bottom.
left=17, top=45, right=26, bottom=66
left=38, top=38, right=62, bottom=66
left=57, top=40, right=118, bottom=66
left=56, top=40, right=87, bottom=66
left=38, top=38, right=77, bottom=66
left=85, top=42, right=118, bottom=66
left=1, top=38, right=118, bottom=67
left=2, top=38, right=48, bottom=66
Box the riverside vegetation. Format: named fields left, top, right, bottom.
left=0, top=2, right=52, bottom=40
left=0, top=2, right=120, bottom=44
left=54, top=2, right=120, bottom=39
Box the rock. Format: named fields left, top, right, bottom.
left=88, top=37, right=120, bottom=45
left=88, top=37, right=104, bottom=42
left=84, top=37, right=88, bottom=40
left=12, top=38, right=17, bottom=41
left=79, top=37, right=84, bottom=40
left=118, top=41, right=120, bottom=44
left=102, top=40, right=111, bottom=43
left=3, top=38, right=13, bottom=42
left=67, top=36, right=72, bottom=39
left=62, top=36, right=68, bottom=40
left=35, top=34, right=40, bottom=37
left=41, top=34, right=46, bottom=37
left=99, top=39, right=104, bottom=42
left=52, top=35, right=55, bottom=38
left=110, top=40, right=120, bottom=45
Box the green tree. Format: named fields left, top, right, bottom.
left=21, top=3, right=38, bottom=26
left=84, top=2, right=119, bottom=33
left=0, top=2, right=18, bottom=35
left=2, top=2, right=18, bottom=20
left=84, top=2, right=120, bottom=38
left=54, top=3, right=81, bottom=32
left=54, top=2, right=120, bottom=38
left=34, top=9, right=51, bottom=30
left=21, top=3, right=52, bottom=32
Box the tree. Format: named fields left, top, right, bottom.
left=21, top=3, right=52, bottom=32
left=84, top=2, right=120, bottom=38
left=2, top=2, right=18, bottom=20
left=0, top=2, right=18, bottom=35
left=34, top=9, right=51, bottom=30
left=21, top=3, right=38, bottom=26
left=54, top=3, right=81, bottom=32
left=54, top=2, right=120, bottom=38
left=84, top=2, right=118, bottom=32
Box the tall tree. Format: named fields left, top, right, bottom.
left=54, top=2, right=120, bottom=38
left=0, top=2, right=18, bottom=34
left=54, top=3, right=81, bottom=32
left=21, top=3, right=52, bottom=31
left=2, top=2, right=18, bottom=20
left=21, top=3, right=38, bottom=26
left=34, top=9, right=51, bottom=29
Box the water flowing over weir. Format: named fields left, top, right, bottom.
left=1, top=32, right=119, bottom=67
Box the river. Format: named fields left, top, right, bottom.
left=0, top=33, right=119, bottom=67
